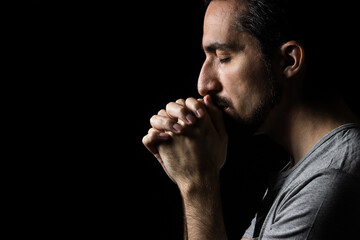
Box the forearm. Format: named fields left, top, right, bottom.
left=180, top=175, right=227, bottom=240
left=143, top=96, right=229, bottom=239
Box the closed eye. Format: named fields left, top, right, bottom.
left=219, top=57, right=231, bottom=63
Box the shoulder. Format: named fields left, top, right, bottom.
left=325, top=123, right=360, bottom=177
left=281, top=169, right=360, bottom=208
left=275, top=124, right=360, bottom=217
left=259, top=125, right=360, bottom=239
left=264, top=169, right=360, bottom=239
left=300, top=123, right=360, bottom=178
left=271, top=122, right=360, bottom=236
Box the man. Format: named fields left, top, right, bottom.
left=142, top=0, right=360, bottom=239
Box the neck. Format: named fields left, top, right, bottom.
left=262, top=97, right=359, bottom=164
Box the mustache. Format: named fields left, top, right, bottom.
left=210, top=95, right=233, bottom=109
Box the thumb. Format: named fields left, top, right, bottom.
left=203, top=95, right=227, bottom=135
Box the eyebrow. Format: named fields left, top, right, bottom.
left=202, top=42, right=238, bottom=53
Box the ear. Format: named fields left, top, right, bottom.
left=279, top=41, right=305, bottom=78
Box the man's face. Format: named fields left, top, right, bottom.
left=198, top=0, right=280, bottom=132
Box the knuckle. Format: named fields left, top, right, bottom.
left=176, top=98, right=185, bottom=104
left=142, top=133, right=153, bottom=146
left=158, top=109, right=166, bottom=115
left=149, top=115, right=157, bottom=124
left=166, top=101, right=188, bottom=118
left=165, top=102, right=174, bottom=110
left=186, top=97, right=201, bottom=109
left=142, top=135, right=147, bottom=145
left=185, top=97, right=195, bottom=105
left=148, top=128, right=155, bottom=134
left=146, top=130, right=155, bottom=139
left=148, top=129, right=159, bottom=141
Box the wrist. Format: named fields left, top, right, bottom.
left=178, top=173, right=221, bottom=199
left=178, top=173, right=227, bottom=240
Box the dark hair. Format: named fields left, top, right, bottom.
left=204, top=0, right=298, bottom=57
left=203, top=0, right=356, bottom=99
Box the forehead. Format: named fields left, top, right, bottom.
left=203, top=0, right=246, bottom=47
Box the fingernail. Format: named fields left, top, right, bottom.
left=196, top=108, right=205, bottom=118
left=159, top=132, right=169, bottom=139
left=172, top=123, right=182, bottom=133
left=186, top=114, right=196, bottom=124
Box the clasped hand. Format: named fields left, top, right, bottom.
left=142, top=95, right=228, bottom=188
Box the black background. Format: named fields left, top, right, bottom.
left=26, top=1, right=359, bottom=239
left=59, top=2, right=275, bottom=239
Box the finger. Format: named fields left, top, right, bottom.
left=175, top=98, right=185, bottom=106
left=158, top=109, right=168, bottom=117
left=147, top=128, right=171, bottom=140
left=160, top=106, right=187, bottom=127
left=203, top=95, right=226, bottom=134
left=142, top=128, right=171, bottom=157
left=142, top=130, right=176, bottom=183
left=175, top=99, right=191, bottom=126
left=166, top=102, right=196, bottom=125
left=150, top=114, right=183, bottom=134
left=185, top=97, right=206, bottom=118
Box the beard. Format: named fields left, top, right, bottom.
left=211, top=60, right=281, bottom=137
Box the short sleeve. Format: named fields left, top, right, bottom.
left=242, top=215, right=256, bottom=239
left=261, top=169, right=360, bottom=239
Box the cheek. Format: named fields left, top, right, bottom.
left=219, top=60, right=251, bottom=94
left=220, top=60, right=269, bottom=114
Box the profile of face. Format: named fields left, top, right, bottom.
left=198, top=0, right=281, bottom=133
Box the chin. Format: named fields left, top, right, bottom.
left=222, top=109, right=264, bottom=137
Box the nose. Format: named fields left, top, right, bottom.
left=197, top=60, right=222, bottom=97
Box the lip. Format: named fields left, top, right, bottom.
left=212, top=96, right=230, bottom=108
left=223, top=106, right=231, bottom=114
left=214, top=102, right=229, bottom=112
left=218, top=105, right=231, bottom=115
left=219, top=104, right=228, bottom=110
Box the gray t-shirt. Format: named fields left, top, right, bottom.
left=243, top=123, right=360, bottom=239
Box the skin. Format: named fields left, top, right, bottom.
left=142, top=0, right=359, bottom=239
